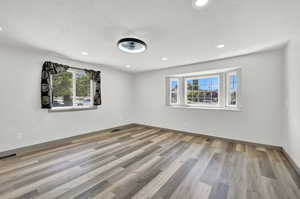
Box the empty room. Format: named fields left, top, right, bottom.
left=0, top=0, right=300, bottom=198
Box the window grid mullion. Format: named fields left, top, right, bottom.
left=167, top=69, right=240, bottom=109
left=72, top=71, right=76, bottom=108
left=90, top=79, right=93, bottom=106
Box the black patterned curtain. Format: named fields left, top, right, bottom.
left=85, top=70, right=102, bottom=106
left=41, top=62, right=69, bottom=109
left=41, top=61, right=102, bottom=109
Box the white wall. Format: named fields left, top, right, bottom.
left=133, top=49, right=285, bottom=146
left=1, top=43, right=296, bottom=169
left=280, top=1, right=300, bottom=170
left=284, top=38, right=300, bottom=168
left=0, top=45, right=134, bottom=152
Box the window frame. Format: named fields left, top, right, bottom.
left=184, top=74, right=222, bottom=107
left=166, top=68, right=241, bottom=111
left=169, top=78, right=180, bottom=105
left=226, top=70, right=239, bottom=108
left=50, top=68, right=95, bottom=111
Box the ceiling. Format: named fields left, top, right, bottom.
left=0, top=0, right=299, bottom=72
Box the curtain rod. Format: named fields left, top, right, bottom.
left=68, top=66, right=90, bottom=71
left=68, top=65, right=99, bottom=72
left=69, top=66, right=101, bottom=73
left=45, top=61, right=100, bottom=72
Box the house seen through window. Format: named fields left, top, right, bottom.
left=167, top=68, right=240, bottom=109
left=227, top=71, right=238, bottom=106
left=170, top=79, right=179, bottom=105
left=186, top=76, right=220, bottom=106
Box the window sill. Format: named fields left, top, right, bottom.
left=48, top=106, right=98, bottom=112
left=167, top=105, right=241, bottom=112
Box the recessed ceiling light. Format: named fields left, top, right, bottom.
left=81, top=51, right=88, bottom=55
left=194, top=0, right=208, bottom=7
left=217, top=44, right=225, bottom=49
left=0, top=27, right=3, bottom=31
left=125, top=65, right=131, bottom=68
left=162, top=57, right=168, bottom=61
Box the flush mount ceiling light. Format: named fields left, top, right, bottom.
left=125, top=64, right=131, bottom=68
left=81, top=51, right=88, bottom=55
left=118, top=38, right=147, bottom=54
left=0, top=26, right=3, bottom=31
left=162, top=57, right=168, bottom=61
left=194, top=0, right=208, bottom=7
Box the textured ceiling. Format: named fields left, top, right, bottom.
left=0, top=0, right=299, bottom=72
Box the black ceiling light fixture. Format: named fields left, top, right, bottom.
left=117, top=38, right=147, bottom=53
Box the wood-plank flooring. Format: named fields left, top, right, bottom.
left=0, top=125, right=300, bottom=199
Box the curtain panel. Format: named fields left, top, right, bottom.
left=41, top=61, right=101, bottom=109
left=84, top=69, right=102, bottom=106
left=41, top=62, right=69, bottom=109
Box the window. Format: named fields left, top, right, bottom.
left=185, top=75, right=220, bottom=106
left=227, top=71, right=238, bottom=107
left=166, top=68, right=240, bottom=110
left=170, top=79, right=179, bottom=105
left=51, top=69, right=94, bottom=109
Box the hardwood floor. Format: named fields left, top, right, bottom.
left=0, top=125, right=299, bottom=199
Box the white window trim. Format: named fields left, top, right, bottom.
left=50, top=68, right=95, bottom=112
left=184, top=74, right=222, bottom=108
left=169, top=78, right=180, bottom=105
left=166, top=68, right=241, bottom=111
left=226, top=71, right=238, bottom=108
